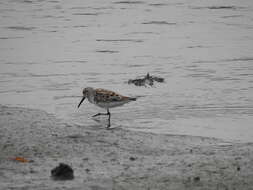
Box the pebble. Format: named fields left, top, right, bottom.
left=51, top=163, right=74, bottom=180
left=129, top=157, right=137, bottom=161
left=193, top=176, right=200, bottom=182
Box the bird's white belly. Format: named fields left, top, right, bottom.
left=96, top=101, right=128, bottom=109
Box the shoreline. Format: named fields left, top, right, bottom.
left=0, top=105, right=253, bottom=189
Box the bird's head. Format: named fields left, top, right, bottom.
left=77, top=87, right=94, bottom=108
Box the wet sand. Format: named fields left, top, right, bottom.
left=0, top=104, right=253, bottom=190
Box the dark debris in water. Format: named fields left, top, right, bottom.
left=128, top=73, right=164, bottom=87
left=51, top=163, right=74, bottom=180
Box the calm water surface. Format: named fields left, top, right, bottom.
left=0, top=0, right=253, bottom=142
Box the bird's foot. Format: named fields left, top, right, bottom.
left=92, top=113, right=109, bottom=117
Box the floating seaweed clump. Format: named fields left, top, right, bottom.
left=128, top=73, right=164, bottom=87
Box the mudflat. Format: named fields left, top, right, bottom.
left=0, top=105, right=253, bottom=190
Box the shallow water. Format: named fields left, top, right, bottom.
left=0, top=0, right=253, bottom=142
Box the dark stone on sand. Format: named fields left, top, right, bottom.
left=194, top=176, right=200, bottom=182
left=129, top=156, right=137, bottom=161
left=85, top=168, right=90, bottom=173
left=237, top=166, right=241, bottom=171
left=128, top=73, right=164, bottom=87
left=51, top=163, right=74, bottom=180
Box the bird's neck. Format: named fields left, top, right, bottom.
left=87, top=93, right=95, bottom=104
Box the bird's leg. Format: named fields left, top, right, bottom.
left=92, top=112, right=108, bottom=117
left=107, top=108, right=111, bottom=128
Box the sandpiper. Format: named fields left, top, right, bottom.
left=77, top=87, right=136, bottom=128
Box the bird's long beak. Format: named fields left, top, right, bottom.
left=78, top=96, right=85, bottom=108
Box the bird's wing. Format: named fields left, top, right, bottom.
left=94, top=88, right=125, bottom=103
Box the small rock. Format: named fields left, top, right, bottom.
left=30, top=169, right=36, bottom=173
left=129, top=157, right=137, bottom=161
left=51, top=163, right=74, bottom=180
left=85, top=168, right=90, bottom=173
left=193, top=176, right=200, bottom=182
left=237, top=166, right=241, bottom=171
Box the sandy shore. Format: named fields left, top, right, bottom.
left=0, top=105, right=253, bottom=190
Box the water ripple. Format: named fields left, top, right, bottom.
left=72, top=12, right=101, bottom=16
left=6, top=26, right=36, bottom=31
left=113, top=1, right=145, bottom=5
left=142, top=21, right=177, bottom=25
left=149, top=3, right=168, bottom=7
left=96, top=50, right=119, bottom=53
left=0, top=36, right=24, bottom=40
left=96, top=39, right=144, bottom=43
left=190, top=6, right=245, bottom=10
